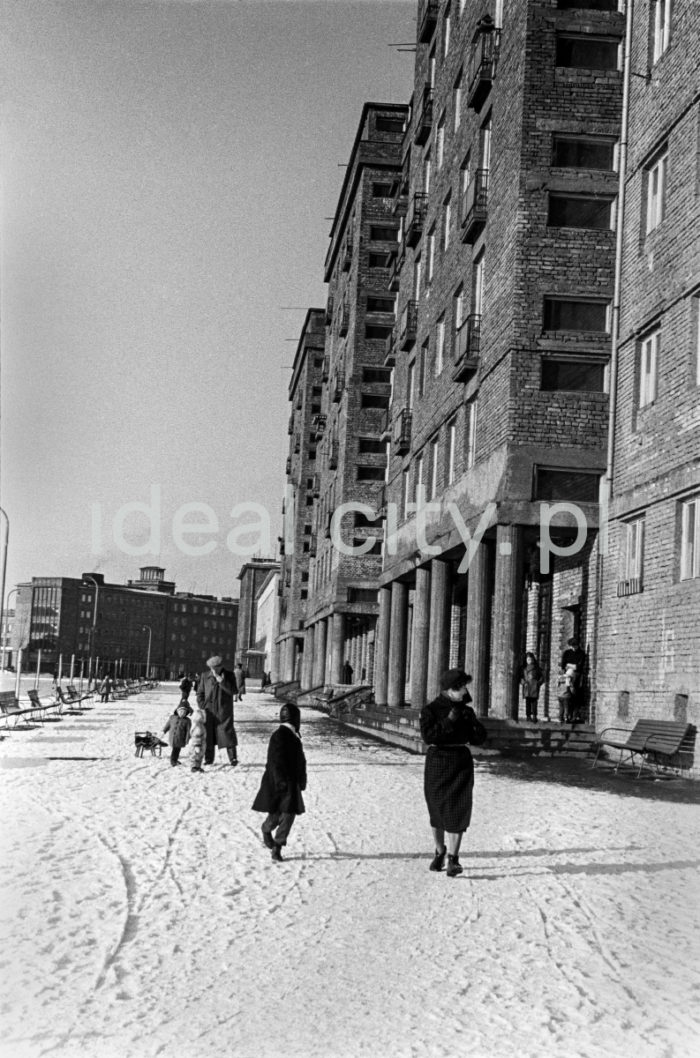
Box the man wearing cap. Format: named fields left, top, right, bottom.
left=196, top=655, right=239, bottom=767
left=419, top=668, right=487, bottom=877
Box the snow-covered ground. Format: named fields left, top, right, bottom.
left=0, top=685, right=698, bottom=1058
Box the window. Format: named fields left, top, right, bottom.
left=353, top=537, right=382, bottom=557
left=357, top=466, right=385, bottom=482
left=414, top=453, right=425, bottom=506
left=652, top=0, right=672, bottom=63
left=435, top=316, right=445, bottom=375
left=427, top=227, right=436, bottom=283
left=543, top=298, right=609, bottom=332
left=556, top=35, right=620, bottom=71
left=370, top=225, right=398, bottom=242
left=534, top=468, right=601, bottom=502
left=473, top=252, right=485, bottom=317
left=548, top=194, right=614, bottom=229
left=419, top=339, right=429, bottom=397
left=453, top=284, right=465, bottom=335
left=372, top=182, right=393, bottom=198
left=680, top=497, right=700, bottom=581
left=368, top=252, right=390, bottom=269
left=460, top=152, right=472, bottom=201
left=361, top=392, right=390, bottom=410
left=354, top=509, right=380, bottom=528
left=402, top=468, right=410, bottom=519
left=558, top=0, right=618, bottom=8
left=436, top=113, right=446, bottom=169
left=429, top=45, right=436, bottom=87
left=407, top=360, right=416, bottom=409
left=541, top=358, right=606, bottom=392
left=552, top=135, right=616, bottom=170
left=620, top=518, right=644, bottom=588
left=442, top=4, right=451, bottom=58
left=446, top=418, right=457, bottom=485
left=367, top=296, right=395, bottom=313
left=639, top=329, right=659, bottom=408
left=453, top=70, right=462, bottom=132
left=413, top=254, right=422, bottom=300
left=376, top=116, right=405, bottom=134
left=423, top=150, right=432, bottom=195
left=362, top=367, right=391, bottom=384
left=465, top=400, right=477, bottom=469
left=358, top=439, right=387, bottom=457
left=365, top=324, right=392, bottom=340
left=646, top=149, right=668, bottom=234
left=442, top=193, right=452, bottom=252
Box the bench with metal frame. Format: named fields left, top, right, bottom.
left=26, top=688, right=63, bottom=721
left=0, top=689, right=43, bottom=728
left=593, top=720, right=696, bottom=778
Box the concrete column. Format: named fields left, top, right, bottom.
left=330, top=612, right=345, bottom=684
left=465, top=540, right=492, bottom=717
left=360, top=629, right=368, bottom=682
left=313, top=619, right=327, bottom=687
left=300, top=625, right=315, bottom=691
left=426, top=559, right=451, bottom=701
left=490, top=524, right=525, bottom=720
left=284, top=637, right=296, bottom=683
left=387, top=581, right=409, bottom=708
left=409, top=565, right=431, bottom=711
left=373, top=587, right=391, bottom=705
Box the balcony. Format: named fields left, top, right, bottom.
left=392, top=408, right=413, bottom=454
left=399, top=300, right=418, bottom=351
left=460, top=169, right=489, bottom=244
left=417, top=0, right=439, bottom=44
left=452, top=315, right=481, bottom=383
left=325, top=295, right=334, bottom=325
left=617, top=577, right=643, bottom=597
left=285, top=457, right=292, bottom=476
left=329, top=439, right=339, bottom=470
left=405, top=192, right=429, bottom=248
left=384, top=326, right=396, bottom=366
left=467, top=18, right=497, bottom=111
left=342, top=237, right=353, bottom=271
left=379, top=406, right=391, bottom=441
left=374, top=482, right=387, bottom=519
left=388, top=241, right=405, bottom=292
left=287, top=414, right=294, bottom=436
left=312, top=474, right=320, bottom=497
left=414, top=85, right=434, bottom=146
left=312, top=414, right=327, bottom=440
left=309, top=538, right=317, bottom=558
left=321, top=356, right=330, bottom=382
left=332, top=371, right=343, bottom=403
left=339, top=306, right=350, bottom=336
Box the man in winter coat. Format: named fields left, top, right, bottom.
left=252, top=703, right=307, bottom=862
left=196, top=655, right=239, bottom=767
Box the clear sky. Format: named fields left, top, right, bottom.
left=0, top=0, right=414, bottom=600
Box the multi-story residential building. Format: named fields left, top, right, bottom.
left=235, top=558, right=280, bottom=679
left=11, top=567, right=239, bottom=680
left=596, top=0, right=699, bottom=729
left=374, top=0, right=623, bottom=718
left=301, top=101, right=409, bottom=691
left=277, top=309, right=327, bottom=683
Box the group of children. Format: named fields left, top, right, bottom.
left=521, top=647, right=585, bottom=724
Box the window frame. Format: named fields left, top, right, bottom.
left=638, top=328, right=660, bottom=409
left=652, top=0, right=672, bottom=64
left=646, top=148, right=669, bottom=235
left=680, top=496, right=700, bottom=581
left=435, top=315, right=446, bottom=376
left=620, top=517, right=645, bottom=586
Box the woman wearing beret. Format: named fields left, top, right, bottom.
left=419, top=668, right=487, bottom=878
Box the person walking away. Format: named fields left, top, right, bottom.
left=419, top=669, right=487, bottom=878
left=189, top=699, right=206, bottom=773
left=233, top=663, right=246, bottom=702
left=196, top=655, right=239, bottom=766
left=179, top=674, right=193, bottom=701
left=520, top=652, right=545, bottom=722
left=99, top=673, right=113, bottom=702
left=163, top=701, right=192, bottom=767
left=252, top=703, right=307, bottom=862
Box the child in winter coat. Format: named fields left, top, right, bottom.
left=556, top=664, right=578, bottom=723
left=189, top=700, right=206, bottom=773
left=520, top=652, right=544, bottom=722
left=252, top=703, right=307, bottom=862
left=162, top=702, right=192, bottom=767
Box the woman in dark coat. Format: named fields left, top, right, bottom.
left=419, top=668, right=487, bottom=878
left=252, top=703, right=307, bottom=862
left=196, top=655, right=238, bottom=766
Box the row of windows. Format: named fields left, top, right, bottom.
left=619, top=496, right=700, bottom=591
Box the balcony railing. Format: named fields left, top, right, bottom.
left=287, top=414, right=294, bottom=436
left=405, top=192, right=429, bottom=248
left=312, top=474, right=320, bottom=497
left=384, top=326, right=396, bottom=364
left=467, top=19, right=497, bottom=111
left=312, top=414, right=327, bottom=440
left=321, top=356, right=330, bottom=382
left=399, top=300, right=418, bottom=351
left=414, top=85, right=434, bottom=146
left=342, top=237, right=353, bottom=271
left=392, top=408, right=413, bottom=454
left=617, top=577, right=643, bottom=597
left=309, top=538, right=317, bottom=557
left=388, top=241, right=405, bottom=292
left=339, top=307, right=350, bottom=336
left=417, top=0, right=439, bottom=44
left=460, top=169, right=489, bottom=243
left=285, top=457, right=292, bottom=476
left=329, top=439, right=339, bottom=469
left=452, top=314, right=481, bottom=382
left=325, top=295, right=334, bottom=324
left=332, top=371, right=343, bottom=403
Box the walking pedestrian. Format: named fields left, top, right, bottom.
left=520, top=651, right=545, bottom=722
left=252, top=703, right=307, bottom=862
left=162, top=701, right=191, bottom=767
left=179, top=674, right=193, bottom=700
left=233, top=663, right=246, bottom=702
left=99, top=673, right=113, bottom=702
left=196, top=655, right=239, bottom=767
left=419, top=669, right=487, bottom=878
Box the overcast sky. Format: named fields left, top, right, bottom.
left=0, top=0, right=414, bottom=600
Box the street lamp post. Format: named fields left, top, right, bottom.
left=142, top=625, right=152, bottom=679
left=0, top=508, right=9, bottom=670
left=83, top=575, right=100, bottom=684
left=1, top=586, right=18, bottom=672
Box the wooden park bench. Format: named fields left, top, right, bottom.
left=0, top=689, right=43, bottom=728
left=593, top=719, right=696, bottom=778
left=27, top=688, right=63, bottom=721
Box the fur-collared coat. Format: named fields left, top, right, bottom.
left=252, top=725, right=307, bottom=816
left=196, top=668, right=238, bottom=749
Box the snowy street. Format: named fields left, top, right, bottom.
left=0, top=685, right=699, bottom=1058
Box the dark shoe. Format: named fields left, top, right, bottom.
left=446, top=855, right=463, bottom=878
left=229, top=758, right=239, bottom=767
left=261, top=829, right=275, bottom=850
left=429, top=847, right=446, bottom=872
left=191, top=766, right=203, bottom=773
left=271, top=843, right=283, bottom=862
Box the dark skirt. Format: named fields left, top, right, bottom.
left=424, top=745, right=475, bottom=832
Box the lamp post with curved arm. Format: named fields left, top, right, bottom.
left=142, top=625, right=152, bottom=680
left=83, top=575, right=100, bottom=683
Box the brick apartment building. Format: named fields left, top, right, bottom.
left=296, top=102, right=409, bottom=691
left=277, top=309, right=327, bottom=683
left=595, top=0, right=700, bottom=729
left=11, top=566, right=239, bottom=680
left=235, top=558, right=280, bottom=679
left=373, top=0, right=623, bottom=718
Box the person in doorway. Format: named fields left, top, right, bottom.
left=196, top=655, right=239, bottom=766
left=556, top=663, right=578, bottom=723
left=342, top=661, right=353, bottom=685
left=252, top=703, right=307, bottom=862
left=162, top=701, right=191, bottom=767
left=233, top=663, right=246, bottom=701
left=419, top=669, right=487, bottom=878
left=520, top=652, right=545, bottom=722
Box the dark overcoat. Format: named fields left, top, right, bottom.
left=252, top=725, right=307, bottom=816
left=196, top=668, right=238, bottom=750
left=420, top=693, right=487, bottom=833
